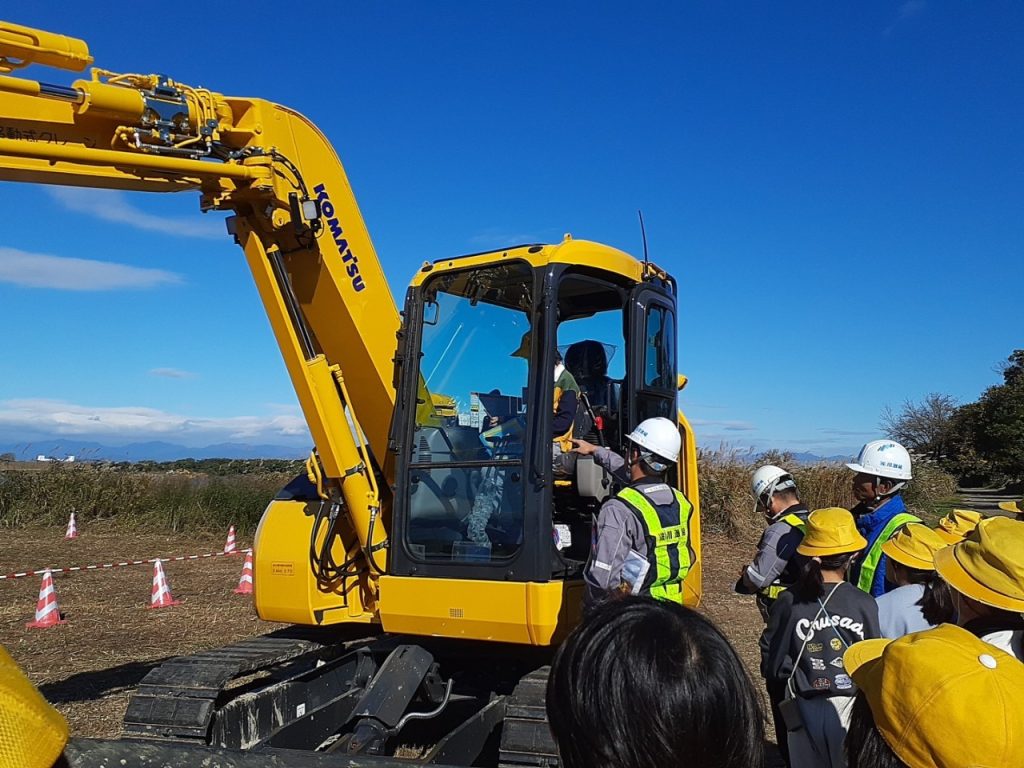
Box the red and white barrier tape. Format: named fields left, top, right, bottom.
left=0, top=548, right=248, bottom=581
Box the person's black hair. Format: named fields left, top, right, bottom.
left=790, top=552, right=854, bottom=602
left=893, top=561, right=931, bottom=586
left=845, top=691, right=908, bottom=768
left=547, top=596, right=764, bottom=768
left=918, top=574, right=956, bottom=625
left=554, top=349, right=563, bottom=364
left=775, top=486, right=800, bottom=503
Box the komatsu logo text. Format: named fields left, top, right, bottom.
left=314, top=183, right=365, bottom=293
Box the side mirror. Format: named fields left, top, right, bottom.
left=423, top=300, right=440, bottom=326
left=677, top=374, right=688, bottom=391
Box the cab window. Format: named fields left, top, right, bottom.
left=406, top=262, right=533, bottom=564
left=644, top=305, right=676, bottom=390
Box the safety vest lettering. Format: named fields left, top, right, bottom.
left=656, top=528, right=684, bottom=543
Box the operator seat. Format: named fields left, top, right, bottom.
left=564, top=340, right=612, bottom=410
left=562, top=339, right=621, bottom=505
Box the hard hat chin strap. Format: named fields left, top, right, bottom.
left=638, top=450, right=668, bottom=474
left=755, top=478, right=780, bottom=519
left=872, top=477, right=906, bottom=503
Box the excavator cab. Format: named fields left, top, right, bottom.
left=381, top=238, right=699, bottom=644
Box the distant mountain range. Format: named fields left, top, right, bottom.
left=1, top=440, right=854, bottom=465
left=779, top=452, right=854, bottom=464
left=1, top=439, right=308, bottom=462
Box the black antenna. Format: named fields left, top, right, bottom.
left=637, top=209, right=650, bottom=269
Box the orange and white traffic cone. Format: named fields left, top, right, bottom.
left=147, top=559, right=181, bottom=609
left=64, top=512, right=78, bottom=540
left=26, top=569, right=66, bottom=628
left=223, top=525, right=237, bottom=554
left=233, top=549, right=253, bottom=595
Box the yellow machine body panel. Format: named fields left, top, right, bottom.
left=410, top=237, right=671, bottom=289
left=677, top=406, right=703, bottom=607
left=253, top=499, right=375, bottom=625
left=378, top=576, right=584, bottom=646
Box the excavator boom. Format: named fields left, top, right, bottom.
left=0, top=23, right=399, bottom=586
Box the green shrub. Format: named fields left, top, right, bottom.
left=0, top=464, right=293, bottom=534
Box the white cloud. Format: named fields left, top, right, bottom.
left=149, top=368, right=198, bottom=379
left=0, top=398, right=309, bottom=444
left=48, top=187, right=223, bottom=240
left=0, top=247, right=182, bottom=291
left=691, top=418, right=757, bottom=432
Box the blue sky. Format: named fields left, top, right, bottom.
left=0, top=3, right=1021, bottom=457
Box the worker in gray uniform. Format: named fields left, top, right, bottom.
left=572, top=417, right=696, bottom=607
left=736, top=465, right=810, bottom=621
left=736, top=464, right=808, bottom=768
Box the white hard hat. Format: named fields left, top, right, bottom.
left=846, top=440, right=913, bottom=481
left=751, top=465, right=797, bottom=502
left=626, top=417, right=681, bottom=468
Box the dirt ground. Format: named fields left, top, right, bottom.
left=0, top=526, right=282, bottom=738
left=0, top=526, right=768, bottom=742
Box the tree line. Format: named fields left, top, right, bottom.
left=881, top=350, right=1024, bottom=486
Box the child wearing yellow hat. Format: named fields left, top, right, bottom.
left=759, top=508, right=881, bottom=768
left=997, top=497, right=1024, bottom=521
left=934, top=516, right=1024, bottom=661
left=875, top=523, right=950, bottom=638
left=843, top=624, right=1024, bottom=768
left=932, top=507, right=983, bottom=544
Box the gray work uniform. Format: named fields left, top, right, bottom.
left=742, top=506, right=808, bottom=590
left=583, top=446, right=678, bottom=605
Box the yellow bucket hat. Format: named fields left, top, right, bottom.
left=843, top=623, right=1024, bottom=768
left=933, top=508, right=983, bottom=544
left=998, top=498, right=1023, bottom=518
left=933, top=516, right=1024, bottom=613
left=0, top=645, right=68, bottom=768
left=796, top=507, right=867, bottom=557
left=880, top=523, right=947, bottom=571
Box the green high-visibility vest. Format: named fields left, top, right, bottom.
left=780, top=513, right=807, bottom=533
left=856, top=512, right=920, bottom=593
left=618, top=485, right=695, bottom=604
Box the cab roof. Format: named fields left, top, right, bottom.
left=409, top=236, right=670, bottom=288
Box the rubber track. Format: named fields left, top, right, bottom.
left=497, top=666, right=559, bottom=767
left=122, top=628, right=333, bottom=743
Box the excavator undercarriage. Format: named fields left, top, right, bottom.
left=107, top=626, right=558, bottom=767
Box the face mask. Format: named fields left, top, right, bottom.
left=554, top=363, right=565, bottom=381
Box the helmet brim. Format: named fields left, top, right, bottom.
left=845, top=462, right=912, bottom=481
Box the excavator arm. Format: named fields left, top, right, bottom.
left=0, top=22, right=397, bottom=582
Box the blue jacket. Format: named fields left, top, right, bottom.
left=849, top=495, right=915, bottom=598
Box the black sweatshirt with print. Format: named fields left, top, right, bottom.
left=759, top=581, right=881, bottom=698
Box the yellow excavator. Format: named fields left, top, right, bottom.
left=0, top=20, right=702, bottom=767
